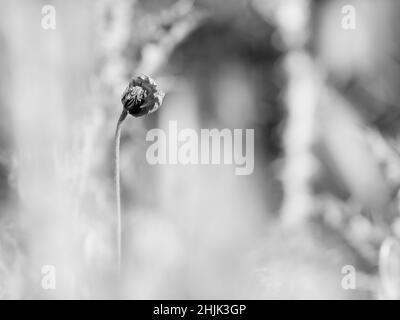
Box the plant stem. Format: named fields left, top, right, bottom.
left=115, top=109, right=128, bottom=273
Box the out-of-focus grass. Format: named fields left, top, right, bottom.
left=0, top=0, right=397, bottom=299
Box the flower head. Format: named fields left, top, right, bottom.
left=121, top=75, right=165, bottom=117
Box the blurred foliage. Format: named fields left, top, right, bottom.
left=0, top=0, right=400, bottom=299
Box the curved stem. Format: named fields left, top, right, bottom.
left=115, top=109, right=128, bottom=273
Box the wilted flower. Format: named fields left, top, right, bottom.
left=121, top=75, right=165, bottom=117
left=115, top=75, right=165, bottom=272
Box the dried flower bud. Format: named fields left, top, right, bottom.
left=121, top=75, right=165, bottom=117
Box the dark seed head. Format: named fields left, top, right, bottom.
left=121, top=75, right=165, bottom=118
left=122, top=86, right=147, bottom=111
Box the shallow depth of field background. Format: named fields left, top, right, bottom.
left=1, top=0, right=400, bottom=299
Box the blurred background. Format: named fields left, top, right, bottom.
left=1, top=0, right=400, bottom=299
